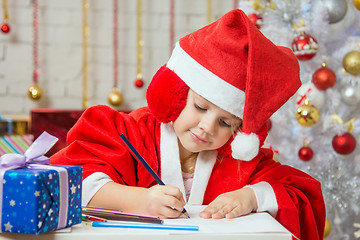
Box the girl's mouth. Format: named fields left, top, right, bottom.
left=190, top=131, right=208, bottom=144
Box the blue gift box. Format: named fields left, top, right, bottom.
left=0, top=165, right=82, bottom=234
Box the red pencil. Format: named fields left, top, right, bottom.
left=82, top=214, right=107, bottom=222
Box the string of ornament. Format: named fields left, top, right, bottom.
left=1, top=0, right=10, bottom=33
left=134, top=0, right=144, bottom=88
left=169, top=0, right=175, bottom=55
left=108, top=0, right=123, bottom=107
left=233, top=0, right=239, bottom=9
left=82, top=0, right=89, bottom=109
left=207, top=0, right=212, bottom=24
left=28, top=0, right=43, bottom=101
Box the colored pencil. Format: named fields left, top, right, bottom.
left=82, top=214, right=107, bottom=222
left=91, top=221, right=199, bottom=231
left=119, top=134, right=190, bottom=218
left=82, top=206, right=158, bottom=219
left=82, top=207, right=163, bottom=224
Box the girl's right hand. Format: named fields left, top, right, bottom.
left=141, top=184, right=186, bottom=218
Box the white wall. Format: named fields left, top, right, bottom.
left=0, top=0, right=236, bottom=116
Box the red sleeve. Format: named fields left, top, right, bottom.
left=50, top=105, right=161, bottom=188
left=249, top=149, right=326, bottom=240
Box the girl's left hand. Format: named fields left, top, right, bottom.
left=199, top=187, right=258, bottom=219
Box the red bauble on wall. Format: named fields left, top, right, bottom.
left=332, top=132, right=356, bottom=155
left=312, top=64, right=336, bottom=90
left=1, top=23, right=10, bottom=33
left=298, top=146, right=314, bottom=161
left=134, top=78, right=144, bottom=88
left=291, top=32, right=318, bottom=61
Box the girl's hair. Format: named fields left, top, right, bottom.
left=180, top=152, right=198, bottom=174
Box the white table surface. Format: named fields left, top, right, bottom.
left=0, top=206, right=292, bottom=240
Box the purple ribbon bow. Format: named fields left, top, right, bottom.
left=0, top=131, right=59, bottom=232
left=0, top=131, right=58, bottom=170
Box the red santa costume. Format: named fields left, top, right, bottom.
left=51, top=9, right=325, bottom=240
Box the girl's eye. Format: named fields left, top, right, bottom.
left=194, top=104, right=206, bottom=111
left=220, top=119, right=231, bottom=128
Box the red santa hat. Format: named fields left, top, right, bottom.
left=146, top=9, right=301, bottom=161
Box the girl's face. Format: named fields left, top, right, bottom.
left=173, top=89, right=242, bottom=157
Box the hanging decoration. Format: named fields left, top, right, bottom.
left=207, top=0, right=212, bottom=24
left=246, top=0, right=268, bottom=29
left=296, top=82, right=326, bottom=110
left=1, top=0, right=10, bottom=33
left=247, top=13, right=263, bottom=29
left=291, top=20, right=318, bottom=61
left=108, top=0, right=123, bottom=107
left=298, top=139, right=313, bottom=161
left=312, top=62, right=336, bottom=90
left=296, top=99, right=320, bottom=127
left=342, top=50, right=360, bottom=76
left=354, top=222, right=360, bottom=239
left=264, top=142, right=279, bottom=162
left=355, top=0, right=360, bottom=11
left=169, top=0, right=175, bottom=55
left=332, top=132, right=356, bottom=155
left=321, top=0, right=348, bottom=24
left=28, top=0, right=43, bottom=101
left=324, top=218, right=331, bottom=238
left=82, top=0, right=89, bottom=109
left=341, top=85, right=360, bottom=105
left=331, top=115, right=357, bottom=155
left=134, top=0, right=144, bottom=88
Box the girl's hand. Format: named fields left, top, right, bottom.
left=88, top=182, right=185, bottom=219
left=199, top=187, right=258, bottom=219
left=141, top=184, right=186, bottom=219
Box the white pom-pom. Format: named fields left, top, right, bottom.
left=231, top=132, right=260, bottom=161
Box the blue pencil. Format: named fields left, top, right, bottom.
left=119, top=134, right=190, bottom=218
left=92, top=221, right=199, bottom=231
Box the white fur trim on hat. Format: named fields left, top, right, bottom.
left=167, top=42, right=246, bottom=119
left=231, top=132, right=260, bottom=161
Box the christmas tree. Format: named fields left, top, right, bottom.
left=239, top=0, right=360, bottom=239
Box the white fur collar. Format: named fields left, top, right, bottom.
left=160, top=123, right=217, bottom=204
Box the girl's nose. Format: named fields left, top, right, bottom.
left=198, top=115, right=216, bottom=135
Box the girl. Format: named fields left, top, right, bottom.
left=51, top=9, right=325, bottom=240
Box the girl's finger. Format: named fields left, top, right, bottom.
left=211, top=205, right=236, bottom=219
left=199, top=203, right=223, bottom=218
left=158, top=205, right=183, bottom=219
left=161, top=194, right=184, bottom=212
left=162, top=185, right=185, bottom=203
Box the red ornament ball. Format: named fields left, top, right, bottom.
left=266, top=119, right=272, bottom=132
left=1, top=23, right=10, bottom=33
left=312, top=66, right=336, bottom=90
left=298, top=146, right=314, bottom=161
left=247, top=13, right=263, bottom=29
left=332, top=132, right=356, bottom=155
left=135, top=78, right=144, bottom=88
left=291, top=33, right=318, bottom=61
